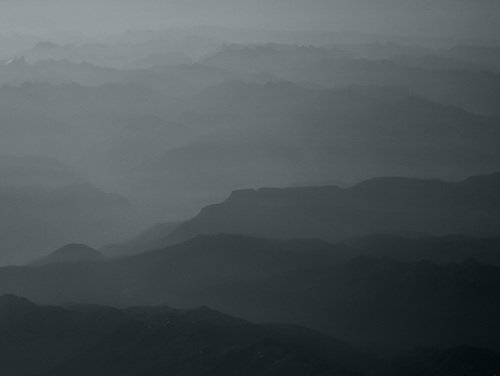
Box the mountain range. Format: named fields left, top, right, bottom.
left=0, top=182, right=137, bottom=265
left=4, top=293, right=496, bottom=376
left=1, top=232, right=500, bottom=354
left=0, top=294, right=378, bottom=376
left=168, top=172, right=500, bottom=244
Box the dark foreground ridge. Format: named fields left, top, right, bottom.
left=1, top=294, right=499, bottom=376
left=0, top=294, right=374, bottom=376
left=1, top=233, right=500, bottom=353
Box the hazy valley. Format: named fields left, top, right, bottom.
left=0, top=1, right=500, bottom=375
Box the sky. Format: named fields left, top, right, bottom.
left=0, top=0, right=499, bottom=40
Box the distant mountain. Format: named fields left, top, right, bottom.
left=134, top=86, right=500, bottom=221
left=168, top=173, right=500, bottom=244
left=30, top=244, right=105, bottom=266
left=178, top=83, right=500, bottom=182
left=0, top=234, right=350, bottom=306
left=15, top=41, right=82, bottom=64
left=0, top=294, right=379, bottom=376
left=348, top=234, right=500, bottom=266
left=116, top=26, right=476, bottom=48
left=101, top=221, right=182, bottom=257
left=388, top=346, right=500, bottom=376
left=335, top=42, right=500, bottom=72
left=187, top=80, right=316, bottom=116
left=186, top=81, right=409, bottom=117
left=148, top=63, right=282, bottom=96
left=0, top=81, right=174, bottom=113
left=102, top=115, right=192, bottom=169
left=388, top=54, right=489, bottom=71
left=0, top=58, right=192, bottom=96
left=0, top=108, right=82, bottom=161
left=3, top=59, right=500, bottom=224
left=135, top=130, right=306, bottom=194
left=0, top=294, right=498, bottom=375
left=103, top=221, right=500, bottom=266
left=202, top=44, right=500, bottom=115
left=0, top=183, right=137, bottom=265
left=202, top=43, right=351, bottom=76
left=173, top=256, right=500, bottom=353
left=0, top=156, right=82, bottom=189
left=2, top=234, right=500, bottom=353
left=441, top=45, right=500, bottom=72
left=296, top=95, right=500, bottom=178
left=14, top=37, right=219, bottom=69
left=333, top=42, right=433, bottom=60
left=125, top=51, right=192, bottom=69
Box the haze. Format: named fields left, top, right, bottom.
left=0, top=1, right=499, bottom=374
left=0, top=0, right=499, bottom=39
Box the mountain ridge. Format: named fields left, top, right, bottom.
left=168, top=172, right=500, bottom=244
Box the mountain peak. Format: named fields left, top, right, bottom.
left=34, top=41, right=62, bottom=50
left=0, top=294, right=35, bottom=312
left=30, top=244, right=105, bottom=267
left=4, top=55, right=27, bottom=66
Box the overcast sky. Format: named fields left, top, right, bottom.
left=0, top=0, right=499, bottom=40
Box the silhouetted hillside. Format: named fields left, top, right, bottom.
left=336, top=42, right=500, bottom=72
left=0, top=234, right=350, bottom=306
left=202, top=45, right=500, bottom=115
left=1, top=233, right=500, bottom=353
left=2, top=293, right=496, bottom=375
left=30, top=244, right=105, bottom=266
left=134, top=85, right=500, bottom=214
left=13, top=37, right=217, bottom=69
left=348, top=234, right=500, bottom=266
left=0, top=183, right=137, bottom=265
left=0, top=58, right=194, bottom=96
left=388, top=54, right=489, bottom=71
left=0, top=294, right=377, bottom=376
left=101, top=221, right=182, bottom=257
left=388, top=346, right=500, bottom=376
left=173, top=256, right=500, bottom=353
left=168, top=173, right=500, bottom=244
left=0, top=4, right=499, bottom=375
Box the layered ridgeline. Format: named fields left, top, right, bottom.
left=202, top=44, right=500, bottom=115
left=104, top=172, right=500, bottom=259
left=2, top=60, right=500, bottom=223
left=0, top=156, right=137, bottom=266
left=136, top=84, right=500, bottom=193
left=172, top=254, right=500, bottom=353
left=132, top=83, right=500, bottom=221
left=168, top=172, right=500, bottom=244
left=3, top=294, right=497, bottom=376
left=0, top=235, right=351, bottom=306
left=1, top=234, right=500, bottom=353
left=0, top=294, right=376, bottom=376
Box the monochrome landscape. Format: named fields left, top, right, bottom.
left=0, top=1, right=500, bottom=375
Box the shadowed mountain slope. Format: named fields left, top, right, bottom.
left=0, top=294, right=378, bottom=376
left=30, top=244, right=105, bottom=267
left=0, top=183, right=137, bottom=266
left=348, top=234, right=500, bottom=266
left=1, top=294, right=498, bottom=375
left=0, top=234, right=350, bottom=306
left=168, top=173, right=500, bottom=244
left=173, top=256, right=500, bottom=353
left=1, top=233, right=500, bottom=353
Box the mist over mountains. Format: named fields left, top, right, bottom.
left=0, top=2, right=499, bottom=375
